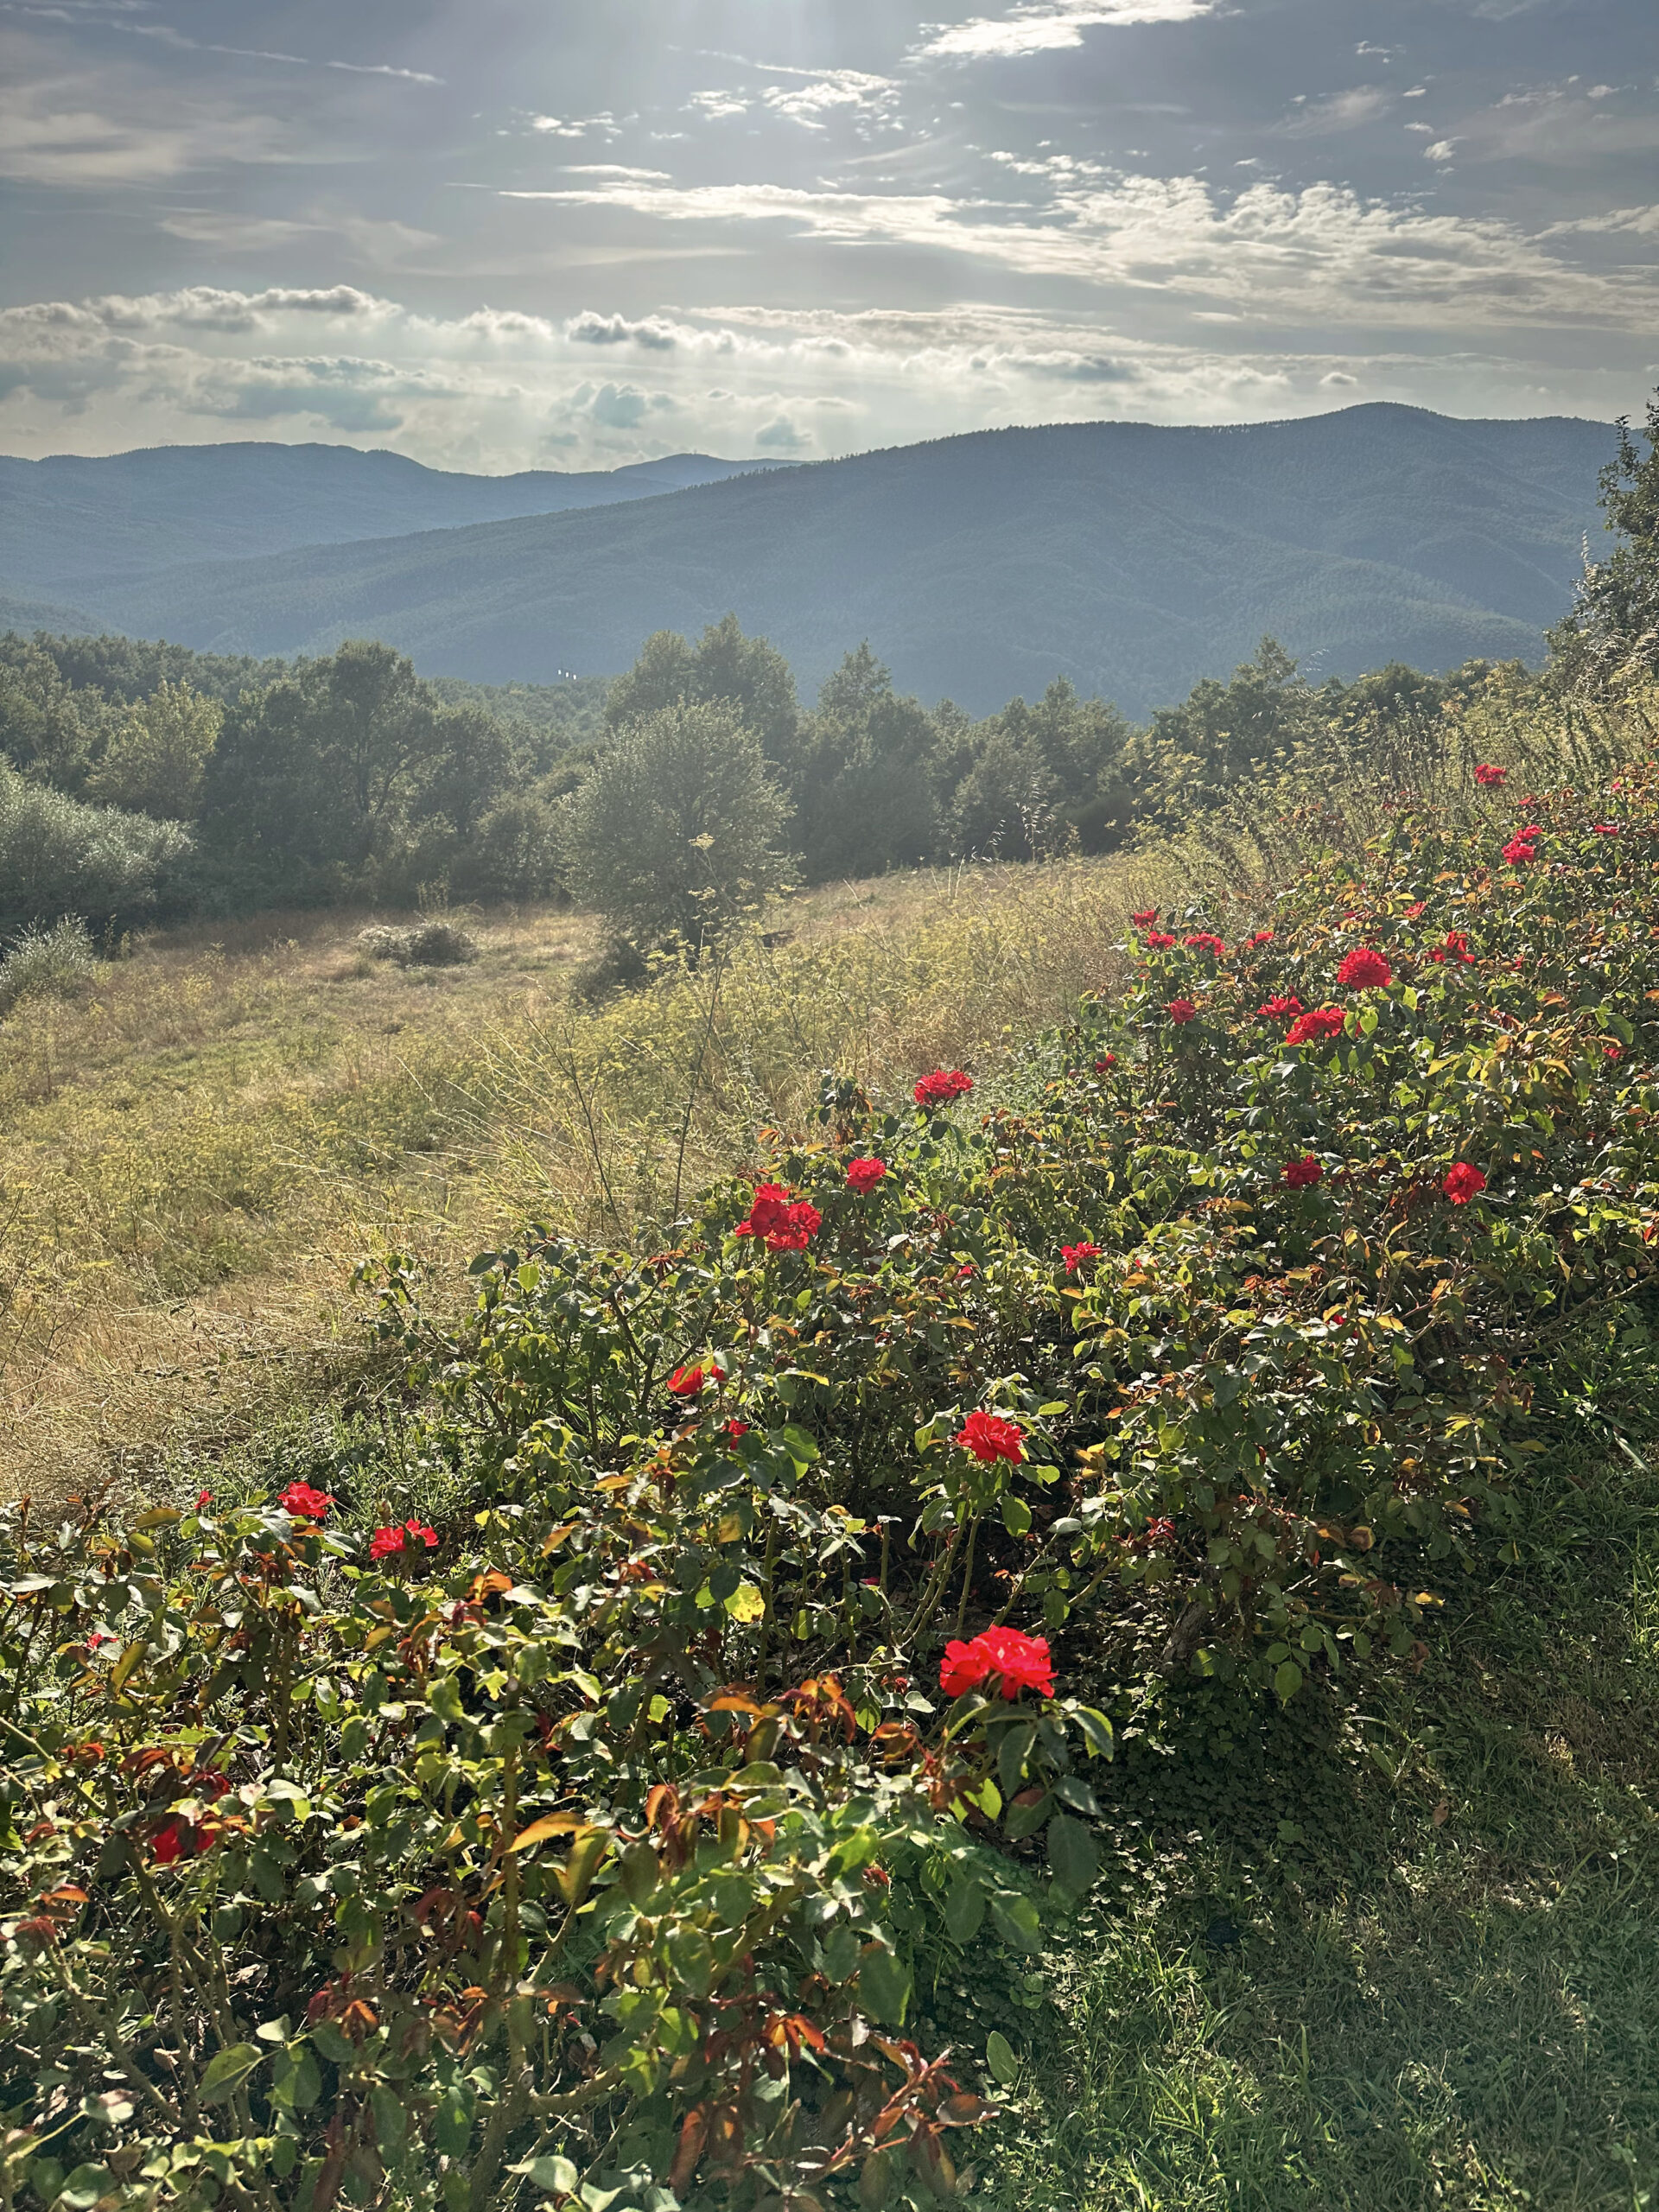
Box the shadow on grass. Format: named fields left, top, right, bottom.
left=923, top=1444, right=1659, bottom=2210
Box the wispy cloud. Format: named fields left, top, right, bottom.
left=917, top=0, right=1222, bottom=61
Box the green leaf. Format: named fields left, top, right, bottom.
left=1046, top=1813, right=1099, bottom=1898
left=996, top=1720, right=1035, bottom=1799
left=200, top=2043, right=264, bottom=2104
left=1070, top=1706, right=1115, bottom=1760
left=985, top=2030, right=1020, bottom=2088
left=859, top=1945, right=912, bottom=2024
left=1273, top=1660, right=1304, bottom=1705
left=1000, top=1495, right=1033, bottom=1537
left=526, top=2154, right=580, bottom=2196
left=435, top=2087, right=473, bottom=2158
left=371, top=2084, right=409, bottom=2154
left=777, top=1424, right=820, bottom=1464
left=822, top=1923, right=861, bottom=1983
left=1004, top=1789, right=1052, bottom=1841
left=944, top=1872, right=987, bottom=1942
left=724, top=1582, right=766, bottom=1623
left=988, top=1892, right=1043, bottom=1952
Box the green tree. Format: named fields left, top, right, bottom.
left=606, top=613, right=803, bottom=782
left=561, top=702, right=791, bottom=955
left=0, top=638, right=110, bottom=794
left=86, top=678, right=221, bottom=819
left=198, top=640, right=512, bottom=900
left=1550, top=394, right=1659, bottom=693
left=797, top=645, right=940, bottom=879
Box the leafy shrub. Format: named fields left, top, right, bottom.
left=3, top=751, right=1656, bottom=2211
left=0, top=761, right=192, bottom=932
left=0, top=916, right=100, bottom=1016
left=357, top=919, right=480, bottom=968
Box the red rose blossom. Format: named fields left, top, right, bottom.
left=1604, top=1044, right=1623, bottom=1062
left=1094, top=1053, right=1117, bottom=1072
left=1592, top=823, right=1620, bottom=836
left=1285, top=1006, right=1347, bottom=1046
left=276, top=1481, right=334, bottom=1523
left=1061, top=1240, right=1102, bottom=1274
left=1282, top=1155, right=1323, bottom=1189
left=1184, top=932, right=1225, bottom=956
left=370, top=1519, right=437, bottom=1561
left=1130, top=909, right=1158, bottom=926
left=735, top=1184, right=823, bottom=1251
left=1474, top=763, right=1508, bottom=787
left=667, top=1360, right=724, bottom=1395
left=196, top=1489, right=213, bottom=1510
left=955, top=1409, right=1026, bottom=1464
left=914, top=1069, right=974, bottom=1110
left=1259, top=993, right=1305, bottom=1022
left=723, top=1418, right=751, bottom=1440
left=1502, top=837, right=1537, bottom=865
left=1443, top=1162, right=1487, bottom=1206
left=1336, top=947, right=1392, bottom=989
left=846, top=1157, right=887, bottom=1192
left=1166, top=998, right=1198, bottom=1025
left=939, top=1625, right=1055, bottom=1701
left=1144, top=931, right=1178, bottom=951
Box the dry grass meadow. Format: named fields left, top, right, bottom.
left=0, top=854, right=1164, bottom=1504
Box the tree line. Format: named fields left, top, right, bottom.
left=3, top=386, right=1656, bottom=948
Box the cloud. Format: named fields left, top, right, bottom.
left=1279, top=87, right=1393, bottom=137
left=0, top=285, right=1643, bottom=478
left=686, top=66, right=899, bottom=130
left=0, top=56, right=296, bottom=184
left=754, top=415, right=810, bottom=449
left=504, top=168, right=1659, bottom=331
left=918, top=0, right=1222, bottom=60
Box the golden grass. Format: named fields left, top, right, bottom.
left=0, top=854, right=1164, bottom=1503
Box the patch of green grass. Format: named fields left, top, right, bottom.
left=922, top=1442, right=1659, bottom=2210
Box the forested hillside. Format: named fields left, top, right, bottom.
left=63, top=405, right=1616, bottom=715
left=0, top=611, right=1503, bottom=934
left=0, top=445, right=771, bottom=597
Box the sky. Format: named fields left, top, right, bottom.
left=3, top=0, right=1657, bottom=473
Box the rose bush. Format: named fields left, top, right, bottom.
left=3, top=754, right=1656, bottom=2210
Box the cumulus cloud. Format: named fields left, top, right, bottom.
left=918, top=0, right=1222, bottom=60
left=505, top=168, right=1659, bottom=330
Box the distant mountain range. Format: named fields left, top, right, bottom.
left=0, top=407, right=1616, bottom=716
left=0, top=443, right=771, bottom=599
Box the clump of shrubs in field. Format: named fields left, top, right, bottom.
left=0, top=915, right=99, bottom=1016
left=3, top=761, right=1656, bottom=2211
left=357, top=917, right=480, bottom=967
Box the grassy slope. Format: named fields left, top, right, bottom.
left=957, top=1434, right=1659, bottom=2210
left=0, top=855, right=1153, bottom=1501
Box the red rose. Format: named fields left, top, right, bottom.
left=1282, top=1155, right=1323, bottom=1189
left=1502, top=837, right=1536, bottom=865
left=371, top=1519, right=437, bottom=1561
left=1166, top=998, right=1198, bottom=1025
left=735, top=1183, right=822, bottom=1250
left=1336, top=947, right=1392, bottom=989
left=1604, top=1044, right=1623, bottom=1062
left=667, top=1360, right=724, bottom=1395
left=276, top=1481, right=333, bottom=1522
left=196, top=1489, right=213, bottom=1510
left=1404, top=901, right=1427, bottom=918
left=1130, top=909, right=1158, bottom=926
left=723, top=1418, right=751, bottom=1440
left=1094, top=1053, right=1117, bottom=1071
left=955, top=1409, right=1026, bottom=1464
left=1259, top=994, right=1305, bottom=1022
left=1183, top=932, right=1225, bottom=956
left=1144, top=931, right=1178, bottom=951
left=1285, top=1007, right=1347, bottom=1046
left=939, top=1624, right=1054, bottom=1701
left=1061, top=1240, right=1102, bottom=1274
left=1592, top=823, right=1620, bottom=836
left=1443, top=1162, right=1487, bottom=1205
left=846, top=1157, right=887, bottom=1192
left=1474, top=763, right=1508, bottom=787
left=914, top=1069, right=975, bottom=1110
